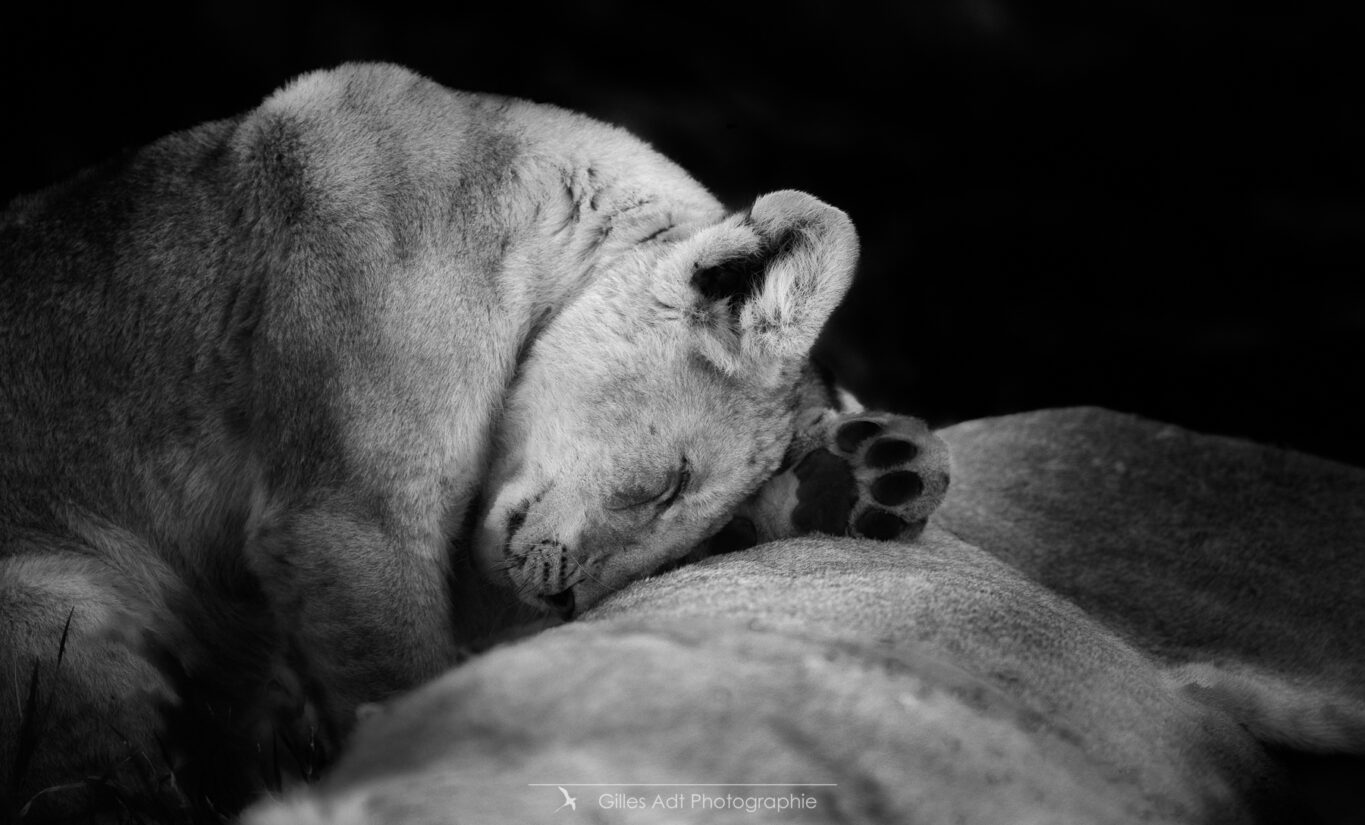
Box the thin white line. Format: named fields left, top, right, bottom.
left=527, top=783, right=837, bottom=787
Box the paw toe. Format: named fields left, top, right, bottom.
left=870, top=471, right=924, bottom=506
left=835, top=419, right=883, bottom=453
left=865, top=437, right=919, bottom=468
left=854, top=509, right=908, bottom=540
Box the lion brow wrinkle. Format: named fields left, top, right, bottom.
left=638, top=224, right=673, bottom=244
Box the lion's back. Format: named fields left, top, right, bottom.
left=0, top=64, right=519, bottom=527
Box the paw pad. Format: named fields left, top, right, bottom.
left=714, top=517, right=758, bottom=553
left=791, top=448, right=858, bottom=535
left=808, top=410, right=950, bottom=542
left=721, top=408, right=951, bottom=551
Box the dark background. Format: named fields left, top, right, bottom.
left=5, top=3, right=1362, bottom=465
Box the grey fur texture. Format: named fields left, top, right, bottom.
left=0, top=63, right=858, bottom=817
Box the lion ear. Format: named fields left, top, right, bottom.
left=680, top=191, right=859, bottom=377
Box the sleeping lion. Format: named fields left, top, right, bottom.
left=0, top=63, right=949, bottom=819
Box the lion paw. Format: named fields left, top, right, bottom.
left=722, top=409, right=951, bottom=548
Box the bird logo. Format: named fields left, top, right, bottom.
left=554, top=786, right=578, bottom=812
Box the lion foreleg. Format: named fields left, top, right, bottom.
left=245, top=500, right=458, bottom=748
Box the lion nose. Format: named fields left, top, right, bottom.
left=542, top=588, right=576, bottom=618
